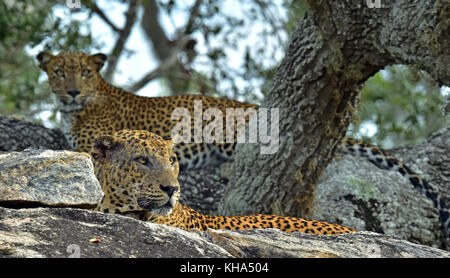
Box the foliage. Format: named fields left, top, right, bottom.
left=0, top=1, right=49, bottom=49
left=0, top=1, right=53, bottom=124
left=348, top=65, right=449, bottom=148
left=0, top=47, right=53, bottom=123
left=0, top=1, right=96, bottom=126
left=158, top=0, right=288, bottom=103
left=0, top=0, right=447, bottom=146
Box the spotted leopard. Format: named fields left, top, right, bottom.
left=37, top=50, right=449, bottom=237
left=92, top=129, right=355, bottom=235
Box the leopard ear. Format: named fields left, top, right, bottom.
left=36, top=51, right=54, bottom=71
left=91, top=134, right=119, bottom=161
left=164, top=138, right=174, bottom=150
left=90, top=53, right=107, bottom=71
left=165, top=133, right=183, bottom=150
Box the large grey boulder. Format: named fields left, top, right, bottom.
left=0, top=207, right=231, bottom=258
left=1, top=207, right=449, bottom=258
left=0, top=115, right=70, bottom=152
left=0, top=149, right=102, bottom=208
left=313, top=128, right=450, bottom=249
left=313, top=154, right=444, bottom=249
left=205, top=229, right=450, bottom=258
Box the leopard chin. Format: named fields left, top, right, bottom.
left=58, top=99, right=83, bottom=112
left=150, top=205, right=174, bottom=216
left=137, top=197, right=176, bottom=216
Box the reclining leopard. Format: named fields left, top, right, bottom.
left=36, top=51, right=449, bottom=237
left=92, top=129, right=355, bottom=235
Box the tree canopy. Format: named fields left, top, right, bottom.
left=0, top=0, right=448, bottom=147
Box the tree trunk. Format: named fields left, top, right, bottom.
left=218, top=0, right=450, bottom=217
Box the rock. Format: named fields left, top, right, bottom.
left=205, top=229, right=450, bottom=258
left=313, top=128, right=450, bottom=250
left=0, top=116, right=70, bottom=152
left=0, top=149, right=102, bottom=208
left=389, top=127, right=450, bottom=199
left=0, top=207, right=448, bottom=258
left=179, top=167, right=228, bottom=215
left=0, top=207, right=232, bottom=258
left=313, top=154, right=445, bottom=249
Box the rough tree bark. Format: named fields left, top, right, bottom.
left=218, top=0, right=450, bottom=217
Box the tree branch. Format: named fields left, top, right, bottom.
left=127, top=36, right=192, bottom=93
left=103, top=0, right=140, bottom=82
left=136, top=0, right=203, bottom=94
left=183, top=0, right=203, bottom=35
left=87, top=2, right=120, bottom=32
left=141, top=0, right=172, bottom=61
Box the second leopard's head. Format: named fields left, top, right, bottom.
left=91, top=130, right=180, bottom=217
left=36, top=51, right=107, bottom=112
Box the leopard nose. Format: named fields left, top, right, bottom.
left=160, top=185, right=178, bottom=197
left=67, top=90, right=80, bottom=98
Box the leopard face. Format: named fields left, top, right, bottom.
left=36, top=51, right=107, bottom=112
left=92, top=130, right=180, bottom=217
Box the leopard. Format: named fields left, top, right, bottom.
left=92, top=129, right=355, bottom=235
left=36, top=51, right=256, bottom=171
left=36, top=50, right=449, bottom=237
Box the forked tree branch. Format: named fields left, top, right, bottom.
left=134, top=0, right=203, bottom=94
left=102, top=0, right=140, bottom=82
left=127, top=36, right=192, bottom=93
left=87, top=2, right=120, bottom=32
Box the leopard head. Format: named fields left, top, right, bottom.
left=91, top=130, right=180, bottom=217
left=36, top=51, right=107, bottom=112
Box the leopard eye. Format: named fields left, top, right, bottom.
left=54, top=70, right=65, bottom=78
left=135, top=157, right=153, bottom=168
left=81, top=69, right=91, bottom=77
left=169, top=156, right=177, bottom=166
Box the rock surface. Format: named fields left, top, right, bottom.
left=0, top=115, right=70, bottom=152
left=206, top=229, right=450, bottom=258
left=389, top=127, right=450, bottom=199
left=313, top=154, right=445, bottom=249
left=313, top=128, right=450, bottom=249
left=1, top=207, right=449, bottom=258
left=0, top=207, right=231, bottom=258
left=0, top=149, right=103, bottom=208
